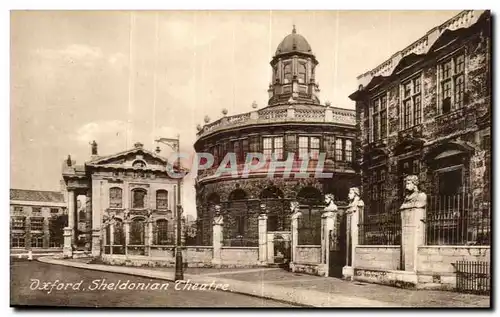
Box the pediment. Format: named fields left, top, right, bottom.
left=87, top=148, right=167, bottom=171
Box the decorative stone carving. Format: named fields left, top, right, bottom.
left=213, top=205, right=223, bottom=225
left=204, top=115, right=210, bottom=123
left=346, top=187, right=364, bottom=214
left=400, top=175, right=427, bottom=210
left=323, top=193, right=338, bottom=215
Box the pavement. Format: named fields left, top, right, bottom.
left=11, top=260, right=293, bottom=307
left=38, top=256, right=491, bottom=308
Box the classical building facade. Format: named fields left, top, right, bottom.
left=61, top=142, right=179, bottom=257
left=194, top=26, right=358, bottom=260
left=10, top=189, right=66, bottom=253
left=349, top=10, right=491, bottom=219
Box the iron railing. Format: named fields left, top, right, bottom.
left=358, top=201, right=401, bottom=245
left=455, top=261, right=490, bottom=295
left=426, top=194, right=490, bottom=245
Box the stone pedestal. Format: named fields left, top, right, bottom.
left=400, top=206, right=426, bottom=272
left=343, top=200, right=364, bottom=280
left=63, top=227, right=73, bottom=258
left=212, top=215, right=223, bottom=265
left=290, top=211, right=301, bottom=265
left=67, top=191, right=76, bottom=241
left=91, top=229, right=101, bottom=257
left=258, top=214, right=268, bottom=264
left=320, top=211, right=336, bottom=277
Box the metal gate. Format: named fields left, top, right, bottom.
left=272, top=233, right=291, bottom=265
left=329, top=213, right=347, bottom=278
left=455, top=261, right=490, bottom=295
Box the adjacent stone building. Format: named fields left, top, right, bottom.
left=61, top=142, right=179, bottom=257
left=349, top=10, right=491, bottom=220
left=194, top=26, right=358, bottom=259
left=10, top=189, right=66, bottom=254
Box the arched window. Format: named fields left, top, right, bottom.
left=156, top=190, right=169, bottom=210
left=109, top=187, right=123, bottom=208
left=130, top=218, right=145, bottom=245
left=283, top=63, right=292, bottom=83
left=155, top=219, right=171, bottom=245
left=132, top=188, right=147, bottom=209
left=132, top=160, right=146, bottom=168
left=113, top=219, right=124, bottom=245
left=298, top=63, right=306, bottom=83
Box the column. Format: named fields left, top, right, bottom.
left=321, top=211, right=336, bottom=277
left=258, top=213, right=268, bottom=264
left=43, top=217, right=50, bottom=249
left=67, top=190, right=75, bottom=241
left=212, top=215, right=223, bottom=266
left=109, top=221, right=114, bottom=255
left=85, top=191, right=92, bottom=250
left=63, top=190, right=75, bottom=257
left=124, top=220, right=130, bottom=256
left=290, top=210, right=301, bottom=265
left=145, top=219, right=153, bottom=256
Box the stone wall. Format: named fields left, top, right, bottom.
left=355, top=246, right=401, bottom=271
left=220, top=247, right=259, bottom=266
left=417, top=246, right=490, bottom=290
left=295, top=245, right=321, bottom=264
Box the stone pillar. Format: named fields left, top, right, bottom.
left=399, top=176, right=427, bottom=275
left=342, top=195, right=364, bottom=280
left=109, top=221, right=114, bottom=255
left=67, top=190, right=75, bottom=242
left=43, top=217, right=49, bottom=249
left=124, top=220, right=130, bottom=256
left=145, top=219, right=153, bottom=256
left=290, top=210, right=301, bottom=264
left=212, top=214, right=223, bottom=266
left=400, top=204, right=426, bottom=272
left=63, top=228, right=73, bottom=258
left=258, top=213, right=268, bottom=264
left=320, top=211, right=336, bottom=277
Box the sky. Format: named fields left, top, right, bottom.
left=10, top=10, right=460, bottom=217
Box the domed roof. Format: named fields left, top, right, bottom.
left=275, top=25, right=313, bottom=56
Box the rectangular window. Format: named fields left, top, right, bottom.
left=11, top=235, right=25, bottom=248
left=32, top=207, right=41, bottom=214
left=14, top=206, right=23, bottom=212
left=50, top=208, right=59, bottom=214
left=439, top=53, right=465, bottom=114
left=32, top=235, right=44, bottom=248
left=30, top=218, right=44, bottom=231
left=11, top=217, right=25, bottom=230
left=109, top=187, right=123, bottom=209
left=334, top=138, right=353, bottom=162
left=368, top=167, right=386, bottom=214
left=263, top=136, right=283, bottom=160
left=298, top=136, right=319, bottom=160
left=401, top=75, right=422, bottom=129
left=345, top=140, right=352, bottom=162
left=371, top=94, right=388, bottom=141
left=298, top=136, right=308, bottom=159
left=310, top=137, right=320, bottom=160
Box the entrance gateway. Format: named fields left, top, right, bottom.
left=328, top=213, right=347, bottom=278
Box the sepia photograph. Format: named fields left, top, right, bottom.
left=9, top=8, right=492, bottom=308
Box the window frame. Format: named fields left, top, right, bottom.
left=400, top=74, right=422, bottom=130
left=298, top=135, right=321, bottom=160
left=370, top=93, right=388, bottom=142
left=262, top=135, right=284, bottom=161
left=131, top=188, right=147, bottom=209
left=437, top=50, right=466, bottom=115
left=156, top=190, right=169, bottom=210
left=109, top=187, right=123, bottom=209
left=30, top=217, right=44, bottom=231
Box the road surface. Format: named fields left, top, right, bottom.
left=10, top=260, right=295, bottom=307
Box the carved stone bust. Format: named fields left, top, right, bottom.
left=213, top=205, right=224, bottom=225
left=323, top=193, right=338, bottom=216
left=347, top=187, right=364, bottom=214
left=400, top=175, right=427, bottom=210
